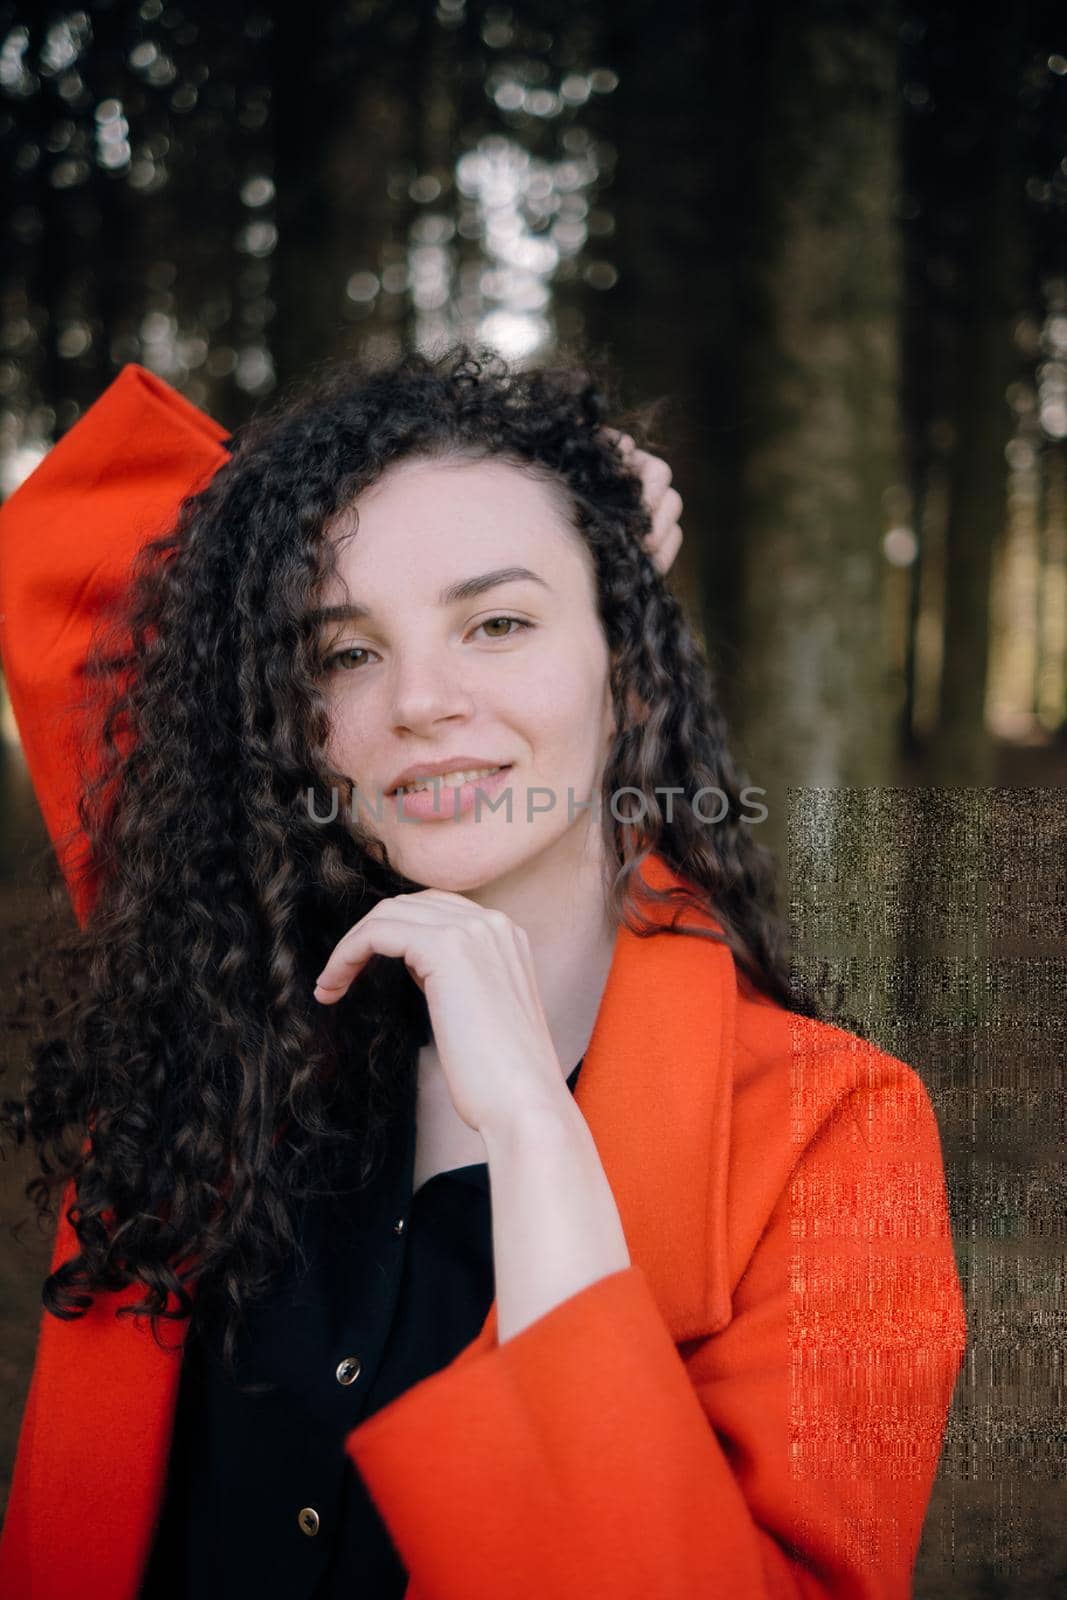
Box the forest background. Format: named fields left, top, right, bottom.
left=0, top=4, right=1064, bottom=1594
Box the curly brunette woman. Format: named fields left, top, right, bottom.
left=0, top=346, right=966, bottom=1600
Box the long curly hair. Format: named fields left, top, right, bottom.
left=2, top=342, right=827, bottom=1364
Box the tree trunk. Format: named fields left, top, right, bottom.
left=583, top=0, right=747, bottom=693
left=932, top=23, right=1027, bottom=784
left=734, top=0, right=901, bottom=866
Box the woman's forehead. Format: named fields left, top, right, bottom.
left=333, top=453, right=573, bottom=529
left=321, top=457, right=589, bottom=591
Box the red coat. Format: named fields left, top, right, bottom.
left=0, top=367, right=968, bottom=1600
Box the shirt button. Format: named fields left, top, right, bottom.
left=335, top=1355, right=362, bottom=1386
left=298, top=1506, right=321, bottom=1538
left=393, top=1216, right=406, bottom=1235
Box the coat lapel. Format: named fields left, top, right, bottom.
left=574, top=850, right=736, bottom=1340
left=1, top=850, right=735, bottom=1599
left=444, top=848, right=736, bottom=1373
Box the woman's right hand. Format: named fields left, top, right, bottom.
left=601, top=429, right=685, bottom=577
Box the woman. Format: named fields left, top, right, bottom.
left=0, top=346, right=966, bottom=1600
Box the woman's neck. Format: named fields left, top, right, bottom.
left=438, top=830, right=618, bottom=1077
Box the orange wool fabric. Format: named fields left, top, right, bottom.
left=0, top=364, right=230, bottom=925
left=0, top=367, right=968, bottom=1600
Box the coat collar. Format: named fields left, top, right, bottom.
left=579, top=850, right=736, bottom=1340
left=456, top=848, right=737, bottom=1361
left=3, top=850, right=736, bottom=1599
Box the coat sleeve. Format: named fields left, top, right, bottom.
left=0, top=369, right=227, bottom=1593
left=345, top=1060, right=968, bottom=1600
left=0, top=363, right=230, bottom=925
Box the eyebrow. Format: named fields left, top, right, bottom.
left=305, top=566, right=551, bottom=626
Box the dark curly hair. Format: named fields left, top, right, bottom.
left=1, top=341, right=827, bottom=1366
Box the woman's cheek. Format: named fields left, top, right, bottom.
left=323, top=694, right=371, bottom=782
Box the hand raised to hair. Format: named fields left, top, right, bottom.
left=600, top=428, right=684, bottom=577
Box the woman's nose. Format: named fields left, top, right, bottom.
left=388, top=651, right=476, bottom=731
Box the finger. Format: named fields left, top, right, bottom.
left=632, top=453, right=673, bottom=502
left=313, top=905, right=431, bottom=1003
left=650, top=485, right=683, bottom=530
left=313, top=895, right=499, bottom=1003
left=401, top=888, right=493, bottom=920
left=643, top=520, right=684, bottom=577
left=641, top=489, right=683, bottom=549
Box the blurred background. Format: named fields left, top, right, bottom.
left=0, top=3, right=1064, bottom=1595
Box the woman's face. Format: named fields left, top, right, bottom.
left=312, top=455, right=617, bottom=893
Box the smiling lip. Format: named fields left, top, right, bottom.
left=387, top=758, right=512, bottom=795
left=393, top=764, right=514, bottom=822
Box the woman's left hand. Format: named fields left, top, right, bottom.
left=601, top=428, right=685, bottom=577
left=313, top=890, right=566, bottom=1137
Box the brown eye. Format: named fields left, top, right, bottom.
left=324, top=646, right=372, bottom=672
left=475, top=617, right=532, bottom=640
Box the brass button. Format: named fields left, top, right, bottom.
left=298, top=1506, right=320, bottom=1538
left=393, top=1216, right=406, bottom=1236
left=335, top=1354, right=362, bottom=1386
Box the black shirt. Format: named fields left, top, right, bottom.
left=139, top=1054, right=585, bottom=1600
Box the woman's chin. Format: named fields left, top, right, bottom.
left=384, top=830, right=535, bottom=896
